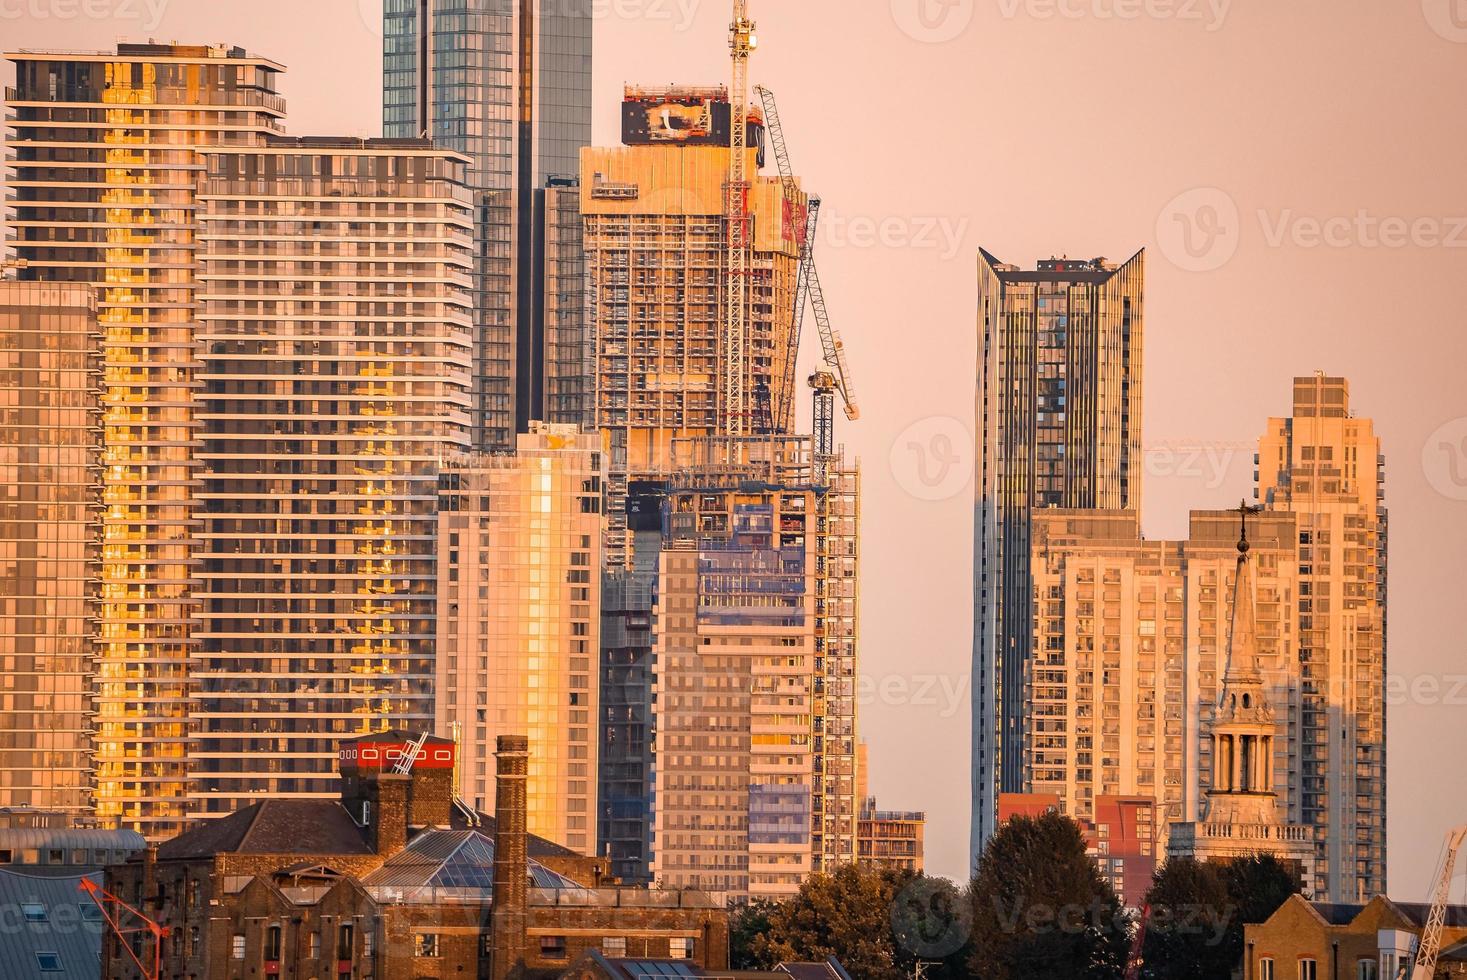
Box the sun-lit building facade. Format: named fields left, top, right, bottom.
left=0, top=282, right=101, bottom=814
left=1257, top=375, right=1386, bottom=902
left=435, top=423, right=605, bottom=852
left=4, top=42, right=286, bottom=838
left=190, top=138, right=474, bottom=815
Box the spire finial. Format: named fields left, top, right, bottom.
left=1236, top=500, right=1260, bottom=556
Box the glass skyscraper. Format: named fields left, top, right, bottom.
left=383, top=0, right=593, bottom=451
left=972, top=249, right=1145, bottom=861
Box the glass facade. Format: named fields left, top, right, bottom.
left=5, top=44, right=285, bottom=838
left=383, top=0, right=593, bottom=451
left=973, top=250, right=1145, bottom=858
left=0, top=282, right=101, bottom=814
left=191, top=142, right=474, bottom=812
left=435, top=425, right=604, bottom=852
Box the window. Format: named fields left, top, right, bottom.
left=1357, top=960, right=1377, bottom=980
left=1259, top=959, right=1274, bottom=980
left=540, top=936, right=567, bottom=959
left=1299, top=959, right=1317, bottom=980
left=35, top=952, right=62, bottom=973
left=414, top=934, right=440, bottom=958
left=670, top=937, right=693, bottom=960
left=338, top=924, right=355, bottom=960
left=264, top=925, right=283, bottom=962
left=603, top=938, right=627, bottom=957
left=309, top=931, right=321, bottom=959
left=21, top=903, right=47, bottom=923
left=231, top=934, right=246, bottom=960
left=79, top=903, right=102, bottom=924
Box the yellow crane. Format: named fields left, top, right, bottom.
left=723, top=0, right=757, bottom=436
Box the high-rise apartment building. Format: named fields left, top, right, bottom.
left=649, top=436, right=857, bottom=901
left=973, top=249, right=1145, bottom=858
left=436, top=423, right=605, bottom=852
left=383, top=0, right=593, bottom=450
left=0, top=282, right=101, bottom=814
left=190, top=138, right=474, bottom=815
left=582, top=87, right=803, bottom=566
left=5, top=43, right=286, bottom=838
left=1257, top=375, right=1386, bottom=902
left=1022, top=509, right=1299, bottom=838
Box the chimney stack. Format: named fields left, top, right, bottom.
left=490, top=735, right=530, bottom=980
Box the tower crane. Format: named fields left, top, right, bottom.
left=1410, top=823, right=1467, bottom=980
left=80, top=876, right=169, bottom=980
left=723, top=0, right=757, bottom=436
left=753, top=84, right=860, bottom=461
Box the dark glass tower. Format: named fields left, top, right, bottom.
left=972, top=249, right=1145, bottom=861
left=383, top=0, right=593, bottom=451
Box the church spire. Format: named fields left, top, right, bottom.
left=1219, top=501, right=1265, bottom=701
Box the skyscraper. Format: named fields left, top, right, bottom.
left=5, top=43, right=286, bottom=838
left=0, top=281, right=101, bottom=814
left=190, top=138, right=474, bottom=815
left=436, top=423, right=605, bottom=852
left=1257, top=375, right=1386, bottom=902
left=649, top=435, right=858, bottom=900
left=582, top=86, right=802, bottom=566
left=972, top=249, right=1145, bottom=858
left=382, top=0, right=593, bottom=451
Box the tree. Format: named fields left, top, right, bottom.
left=1140, top=853, right=1301, bottom=980
left=743, top=863, right=970, bottom=979
left=968, top=810, right=1130, bottom=980
left=730, top=898, right=777, bottom=970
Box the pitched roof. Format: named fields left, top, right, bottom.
left=156, top=800, right=374, bottom=860
left=1312, top=902, right=1368, bottom=926
left=0, top=867, right=106, bottom=980
left=360, top=829, right=586, bottom=894
left=448, top=809, right=582, bottom=859
left=778, top=962, right=854, bottom=980
left=1386, top=901, right=1467, bottom=929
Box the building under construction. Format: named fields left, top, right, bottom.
left=581, top=86, right=805, bottom=569
left=646, top=435, right=858, bottom=900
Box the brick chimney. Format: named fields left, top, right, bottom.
left=490, top=735, right=529, bottom=980
left=336, top=732, right=456, bottom=858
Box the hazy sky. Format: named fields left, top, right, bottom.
left=5, top=0, right=1467, bottom=901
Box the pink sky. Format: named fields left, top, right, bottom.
left=5, top=0, right=1467, bottom=899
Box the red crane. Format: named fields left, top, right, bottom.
left=1125, top=903, right=1152, bottom=980
left=79, top=876, right=169, bottom=980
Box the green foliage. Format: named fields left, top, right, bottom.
left=730, top=898, right=777, bottom=970
left=1140, top=853, right=1302, bottom=980
left=968, top=810, right=1131, bottom=980
left=740, top=863, right=970, bottom=979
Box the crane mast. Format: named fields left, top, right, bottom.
left=723, top=1, right=756, bottom=435
left=1411, top=823, right=1467, bottom=980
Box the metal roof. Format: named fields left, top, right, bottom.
left=0, top=827, right=145, bottom=854
left=360, top=829, right=584, bottom=895
left=0, top=867, right=106, bottom=980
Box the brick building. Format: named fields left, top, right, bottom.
left=1243, top=894, right=1467, bottom=980
left=101, top=733, right=729, bottom=979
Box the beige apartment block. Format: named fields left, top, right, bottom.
left=581, top=121, right=805, bottom=567
left=5, top=43, right=287, bottom=838
left=0, top=282, right=101, bottom=814
left=650, top=436, right=857, bottom=900
left=1257, top=374, right=1386, bottom=902
left=436, top=424, right=606, bottom=853
left=190, top=138, right=474, bottom=817
left=1024, top=508, right=1301, bottom=848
